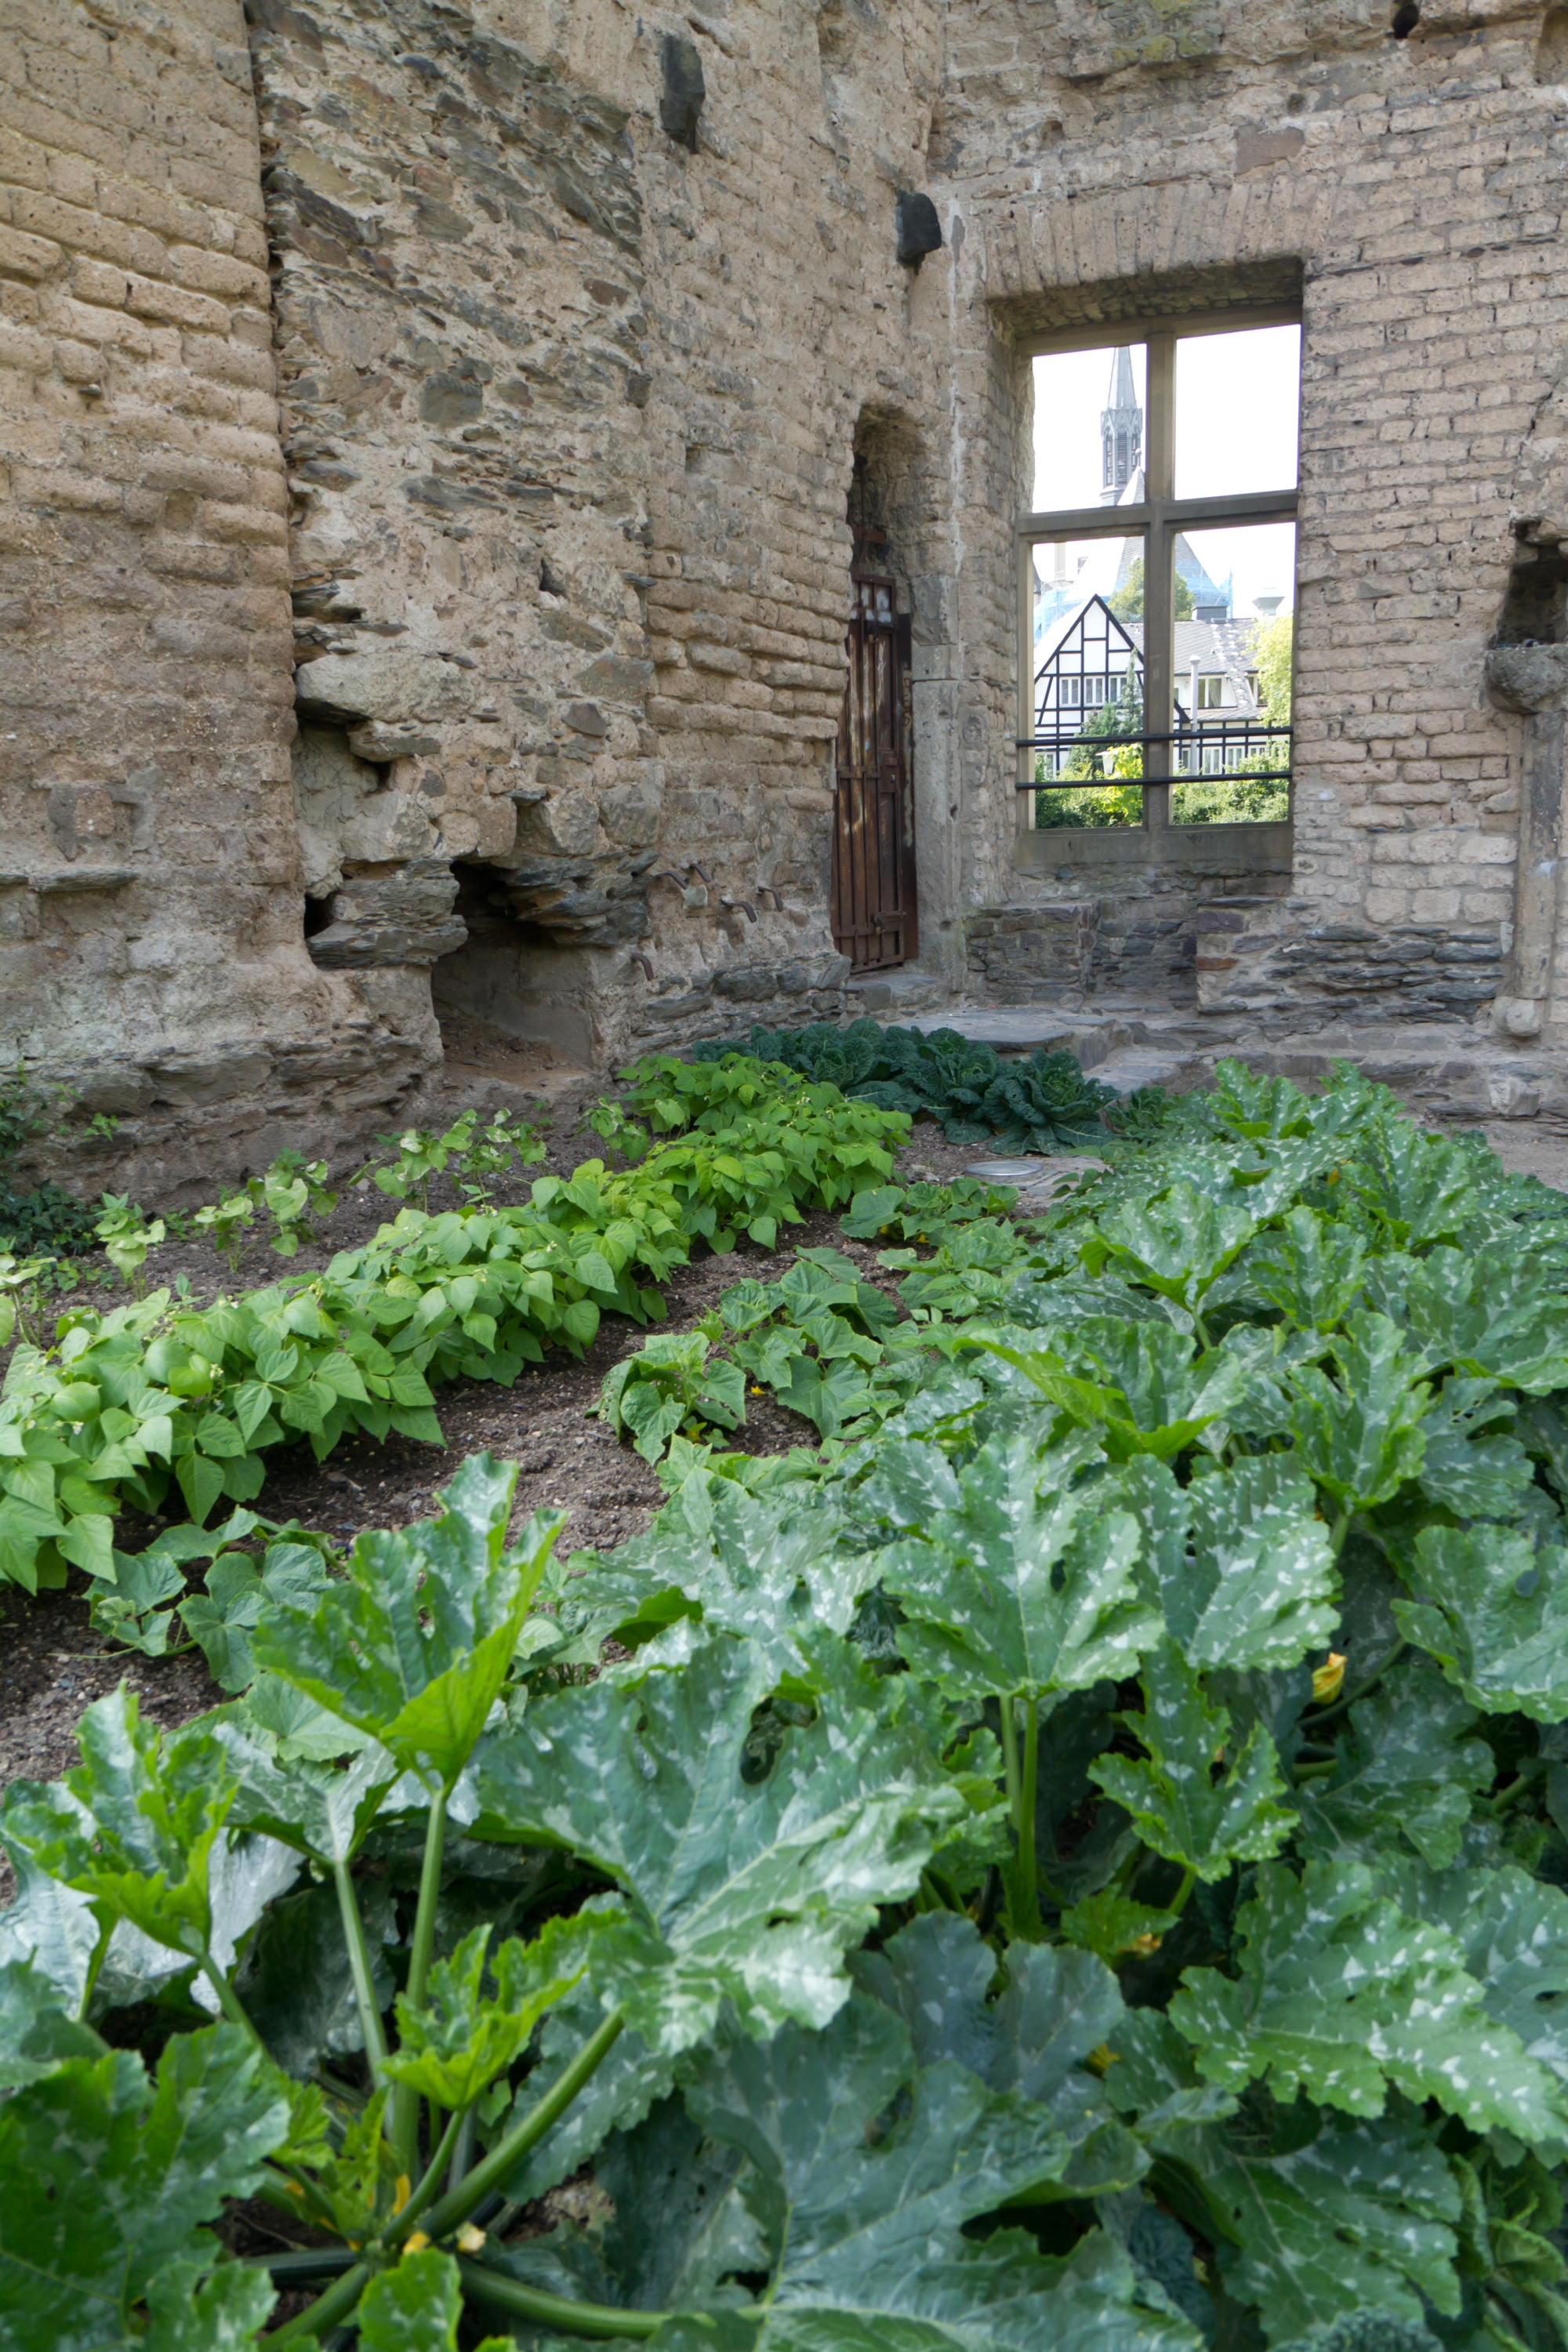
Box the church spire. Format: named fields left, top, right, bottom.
left=1100, top=347, right=1143, bottom=504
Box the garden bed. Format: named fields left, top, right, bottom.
left=9, top=1054, right=1568, bottom=2352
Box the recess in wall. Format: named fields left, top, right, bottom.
left=660, top=35, right=704, bottom=150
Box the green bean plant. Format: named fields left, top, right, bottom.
left=93, top=1194, right=165, bottom=1297
left=451, top=1108, right=550, bottom=1206
left=0, top=1062, right=906, bottom=1594
left=256, top=1152, right=339, bottom=1258
left=194, top=1189, right=257, bottom=1276
left=596, top=1326, right=747, bottom=1462
left=0, top=1250, right=55, bottom=1350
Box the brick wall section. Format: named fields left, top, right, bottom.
left=622, top=0, right=953, bottom=1044
left=8, top=0, right=1568, bottom=1173
left=0, top=0, right=436, bottom=1195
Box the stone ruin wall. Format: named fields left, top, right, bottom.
left=5, top=0, right=1568, bottom=1192
left=1, top=0, right=953, bottom=1193
left=943, top=0, right=1568, bottom=1042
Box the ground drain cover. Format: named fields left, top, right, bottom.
left=964, top=1158, right=1050, bottom=1184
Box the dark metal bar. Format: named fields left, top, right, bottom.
left=1025, top=786, right=1298, bottom=804
left=1018, top=727, right=1294, bottom=748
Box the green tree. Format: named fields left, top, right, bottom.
left=1170, top=611, right=1292, bottom=824
left=1253, top=611, right=1293, bottom=724
left=1109, top=559, right=1194, bottom=622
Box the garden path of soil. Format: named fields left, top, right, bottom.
left=0, top=1127, right=998, bottom=1878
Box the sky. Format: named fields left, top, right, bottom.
left=1030, top=325, right=1301, bottom=619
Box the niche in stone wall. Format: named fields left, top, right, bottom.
left=429, top=861, right=651, bottom=1069
left=848, top=407, right=925, bottom=587
left=1494, top=529, right=1568, bottom=647
left=1538, top=8, right=1568, bottom=81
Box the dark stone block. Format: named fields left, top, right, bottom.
left=419, top=371, right=485, bottom=427
left=659, top=34, right=705, bottom=149
left=714, top=967, right=781, bottom=1002
left=895, top=189, right=942, bottom=266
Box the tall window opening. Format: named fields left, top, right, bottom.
left=1021, top=315, right=1300, bottom=833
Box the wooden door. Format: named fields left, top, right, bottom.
left=832, top=575, right=917, bottom=972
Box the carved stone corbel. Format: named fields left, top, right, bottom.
left=1483, top=643, right=1568, bottom=1038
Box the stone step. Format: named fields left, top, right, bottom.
left=845, top=967, right=956, bottom=1017
left=1089, top=1044, right=1207, bottom=1096
left=902, top=1007, right=1154, bottom=1070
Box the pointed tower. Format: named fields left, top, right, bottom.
left=1099, top=347, right=1143, bottom=504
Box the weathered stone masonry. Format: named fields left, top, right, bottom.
left=5, top=0, right=1568, bottom=1189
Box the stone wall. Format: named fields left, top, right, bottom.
left=248, top=0, right=949, bottom=1072
left=7, top=0, right=1568, bottom=1192
left=0, top=0, right=447, bottom=1196
left=966, top=899, right=1095, bottom=1001
left=938, top=0, right=1563, bottom=1036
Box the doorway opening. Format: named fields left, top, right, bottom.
left=833, top=435, right=919, bottom=971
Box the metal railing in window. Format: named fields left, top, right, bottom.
left=1020, top=722, right=1293, bottom=790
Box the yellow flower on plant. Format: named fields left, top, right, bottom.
left=1312, top=1652, right=1347, bottom=1704
left=402, top=2230, right=430, bottom=2256
left=392, top=2174, right=412, bottom=2215
left=456, top=2223, right=488, bottom=2253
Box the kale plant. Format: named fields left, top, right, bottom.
left=690, top=1020, right=1116, bottom=1151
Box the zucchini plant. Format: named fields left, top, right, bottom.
left=7, top=1062, right=1568, bottom=2352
